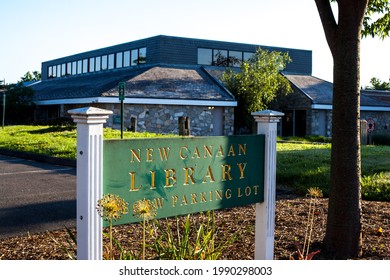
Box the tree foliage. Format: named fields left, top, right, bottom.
left=362, top=0, right=390, bottom=39
left=1, top=83, right=35, bottom=125
left=222, top=48, right=292, bottom=133
left=0, top=71, right=40, bottom=125
left=365, top=77, right=390, bottom=90
left=20, top=71, right=41, bottom=83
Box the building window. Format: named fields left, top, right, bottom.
left=131, top=49, right=138, bottom=66
left=124, top=51, right=130, bottom=67
left=108, top=54, right=115, bottom=69
left=116, top=52, right=123, bottom=68
left=82, top=59, right=88, bottom=73
left=213, top=50, right=228, bottom=66
left=77, top=60, right=82, bottom=74
left=95, top=56, right=101, bottom=71
left=198, top=48, right=251, bottom=67
left=48, top=66, right=53, bottom=78
left=101, top=55, right=108, bottom=70
left=139, top=47, right=146, bottom=64
left=66, top=62, right=72, bottom=75
left=72, top=61, right=77, bottom=75
left=198, top=48, right=212, bottom=65
left=89, top=57, right=95, bottom=72
left=57, top=65, right=61, bottom=77
left=61, top=64, right=66, bottom=77
left=243, top=52, right=255, bottom=61
left=229, top=51, right=242, bottom=67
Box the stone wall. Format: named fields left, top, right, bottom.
left=361, top=111, right=390, bottom=135
left=64, top=103, right=234, bottom=136
left=307, top=109, right=332, bottom=137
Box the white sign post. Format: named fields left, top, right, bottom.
left=252, top=110, right=284, bottom=260
left=68, top=107, right=112, bottom=260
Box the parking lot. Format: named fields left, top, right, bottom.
left=0, top=155, right=76, bottom=239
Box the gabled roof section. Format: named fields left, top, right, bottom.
left=31, top=64, right=236, bottom=104
left=102, top=65, right=235, bottom=101
left=31, top=67, right=148, bottom=101
left=284, top=74, right=333, bottom=105
left=284, top=74, right=390, bottom=108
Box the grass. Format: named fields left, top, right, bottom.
left=1, top=125, right=389, bottom=201
left=0, top=125, right=175, bottom=160
left=277, top=142, right=390, bottom=201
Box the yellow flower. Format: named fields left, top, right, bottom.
left=133, top=198, right=157, bottom=221
left=97, top=194, right=128, bottom=221
left=306, top=187, right=323, bottom=198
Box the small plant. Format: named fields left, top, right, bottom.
left=152, top=211, right=240, bottom=260
left=51, top=226, right=77, bottom=260
left=97, top=193, right=128, bottom=260
left=293, top=187, right=323, bottom=260
left=132, top=198, right=157, bottom=260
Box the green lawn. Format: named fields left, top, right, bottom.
left=277, top=142, right=390, bottom=201
left=1, top=125, right=389, bottom=201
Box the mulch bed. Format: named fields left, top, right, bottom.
left=0, top=193, right=389, bottom=260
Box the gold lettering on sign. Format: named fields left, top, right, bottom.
left=221, top=164, right=232, bottom=181
left=172, top=195, right=178, bottom=207
left=202, top=165, right=215, bottom=183
left=164, top=169, right=177, bottom=187
left=154, top=197, right=164, bottom=209
left=158, top=147, right=170, bottom=161
left=146, top=148, right=153, bottom=162
left=181, top=195, right=188, bottom=206
left=191, top=193, right=198, bottom=204
left=200, top=192, right=207, bottom=203
left=130, top=149, right=141, bottom=163
left=192, top=147, right=201, bottom=159
left=183, top=167, right=195, bottom=185
left=237, top=162, right=247, bottom=179
left=225, top=189, right=232, bottom=199
left=227, top=145, right=235, bottom=156
left=216, top=145, right=224, bottom=157
left=238, top=143, right=246, bottom=155
left=204, top=145, right=213, bottom=158
left=253, top=185, right=259, bottom=195
left=180, top=146, right=189, bottom=159
left=129, top=172, right=142, bottom=191
left=150, top=171, right=156, bottom=189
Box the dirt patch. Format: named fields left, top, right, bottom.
left=1, top=194, right=389, bottom=260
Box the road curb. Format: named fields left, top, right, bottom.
left=0, top=148, right=76, bottom=167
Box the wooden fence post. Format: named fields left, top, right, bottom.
left=68, top=107, right=112, bottom=260
left=252, top=110, right=284, bottom=260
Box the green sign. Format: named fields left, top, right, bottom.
left=118, top=82, right=125, bottom=101
left=103, top=135, right=265, bottom=225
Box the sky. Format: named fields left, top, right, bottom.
left=1, top=0, right=389, bottom=87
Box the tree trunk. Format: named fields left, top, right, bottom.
left=315, top=0, right=368, bottom=259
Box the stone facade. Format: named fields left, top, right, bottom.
left=361, top=111, right=390, bottom=135
left=307, top=109, right=332, bottom=137
left=63, top=103, right=234, bottom=136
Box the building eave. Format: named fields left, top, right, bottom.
left=311, top=104, right=390, bottom=112
left=34, top=97, right=237, bottom=107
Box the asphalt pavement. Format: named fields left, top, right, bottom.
left=0, top=154, right=76, bottom=239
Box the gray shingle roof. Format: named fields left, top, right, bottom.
left=284, top=74, right=390, bottom=107
left=31, top=64, right=235, bottom=103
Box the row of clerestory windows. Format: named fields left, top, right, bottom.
left=47, top=47, right=146, bottom=79
left=197, top=48, right=255, bottom=67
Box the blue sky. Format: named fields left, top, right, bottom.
left=1, top=0, right=389, bottom=87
